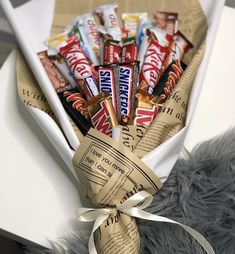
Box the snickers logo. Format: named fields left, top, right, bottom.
left=99, top=70, right=113, bottom=95
left=119, top=66, right=132, bottom=116
left=91, top=100, right=112, bottom=136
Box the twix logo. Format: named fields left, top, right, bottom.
left=91, top=101, right=112, bottom=136
left=64, top=91, right=89, bottom=118
left=134, top=106, right=158, bottom=126
left=164, top=60, right=184, bottom=97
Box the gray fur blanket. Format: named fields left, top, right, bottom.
left=25, top=130, right=235, bottom=254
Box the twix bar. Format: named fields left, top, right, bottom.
left=86, top=92, right=118, bottom=136
left=132, top=90, right=165, bottom=126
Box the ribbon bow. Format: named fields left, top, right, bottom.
left=77, top=191, right=215, bottom=254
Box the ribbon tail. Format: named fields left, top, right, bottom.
left=88, top=214, right=110, bottom=254
left=123, top=207, right=215, bottom=254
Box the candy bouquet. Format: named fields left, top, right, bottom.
left=1, top=0, right=225, bottom=253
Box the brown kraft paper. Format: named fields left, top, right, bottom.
left=72, top=128, right=162, bottom=254
left=16, top=52, right=84, bottom=141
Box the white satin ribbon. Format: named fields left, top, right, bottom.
left=77, top=191, right=215, bottom=254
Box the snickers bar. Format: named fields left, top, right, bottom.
left=98, top=64, right=119, bottom=114
left=118, top=61, right=139, bottom=124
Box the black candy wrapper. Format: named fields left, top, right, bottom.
left=58, top=88, right=92, bottom=135
left=153, top=60, right=187, bottom=97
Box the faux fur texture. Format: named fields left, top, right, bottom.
left=25, top=129, right=235, bottom=254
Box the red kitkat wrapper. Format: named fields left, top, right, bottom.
left=60, top=39, right=99, bottom=100
left=138, top=32, right=170, bottom=94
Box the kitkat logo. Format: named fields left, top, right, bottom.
left=91, top=101, right=112, bottom=136
left=141, top=41, right=166, bottom=89
left=62, top=46, right=91, bottom=79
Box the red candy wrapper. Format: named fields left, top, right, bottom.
left=103, top=39, right=122, bottom=64
left=163, top=31, right=193, bottom=70
left=59, top=39, right=99, bottom=100
left=121, top=37, right=138, bottom=63
left=139, top=29, right=170, bottom=94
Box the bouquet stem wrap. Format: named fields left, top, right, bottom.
left=72, top=128, right=162, bottom=253
left=73, top=129, right=214, bottom=254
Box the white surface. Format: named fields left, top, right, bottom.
left=1, top=0, right=80, bottom=150
left=0, top=51, right=82, bottom=247
left=184, top=6, right=235, bottom=151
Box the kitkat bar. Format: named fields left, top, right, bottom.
left=154, top=11, right=178, bottom=35
left=59, top=39, right=99, bottom=100
left=118, top=61, right=139, bottom=124
left=86, top=92, right=118, bottom=136
left=138, top=29, right=171, bottom=94
left=98, top=64, right=119, bottom=114
left=121, top=37, right=138, bottom=63
left=58, top=87, right=91, bottom=135
left=163, top=31, right=193, bottom=70
left=153, top=60, right=187, bottom=100
left=103, top=39, right=121, bottom=64
left=38, top=51, right=71, bottom=92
